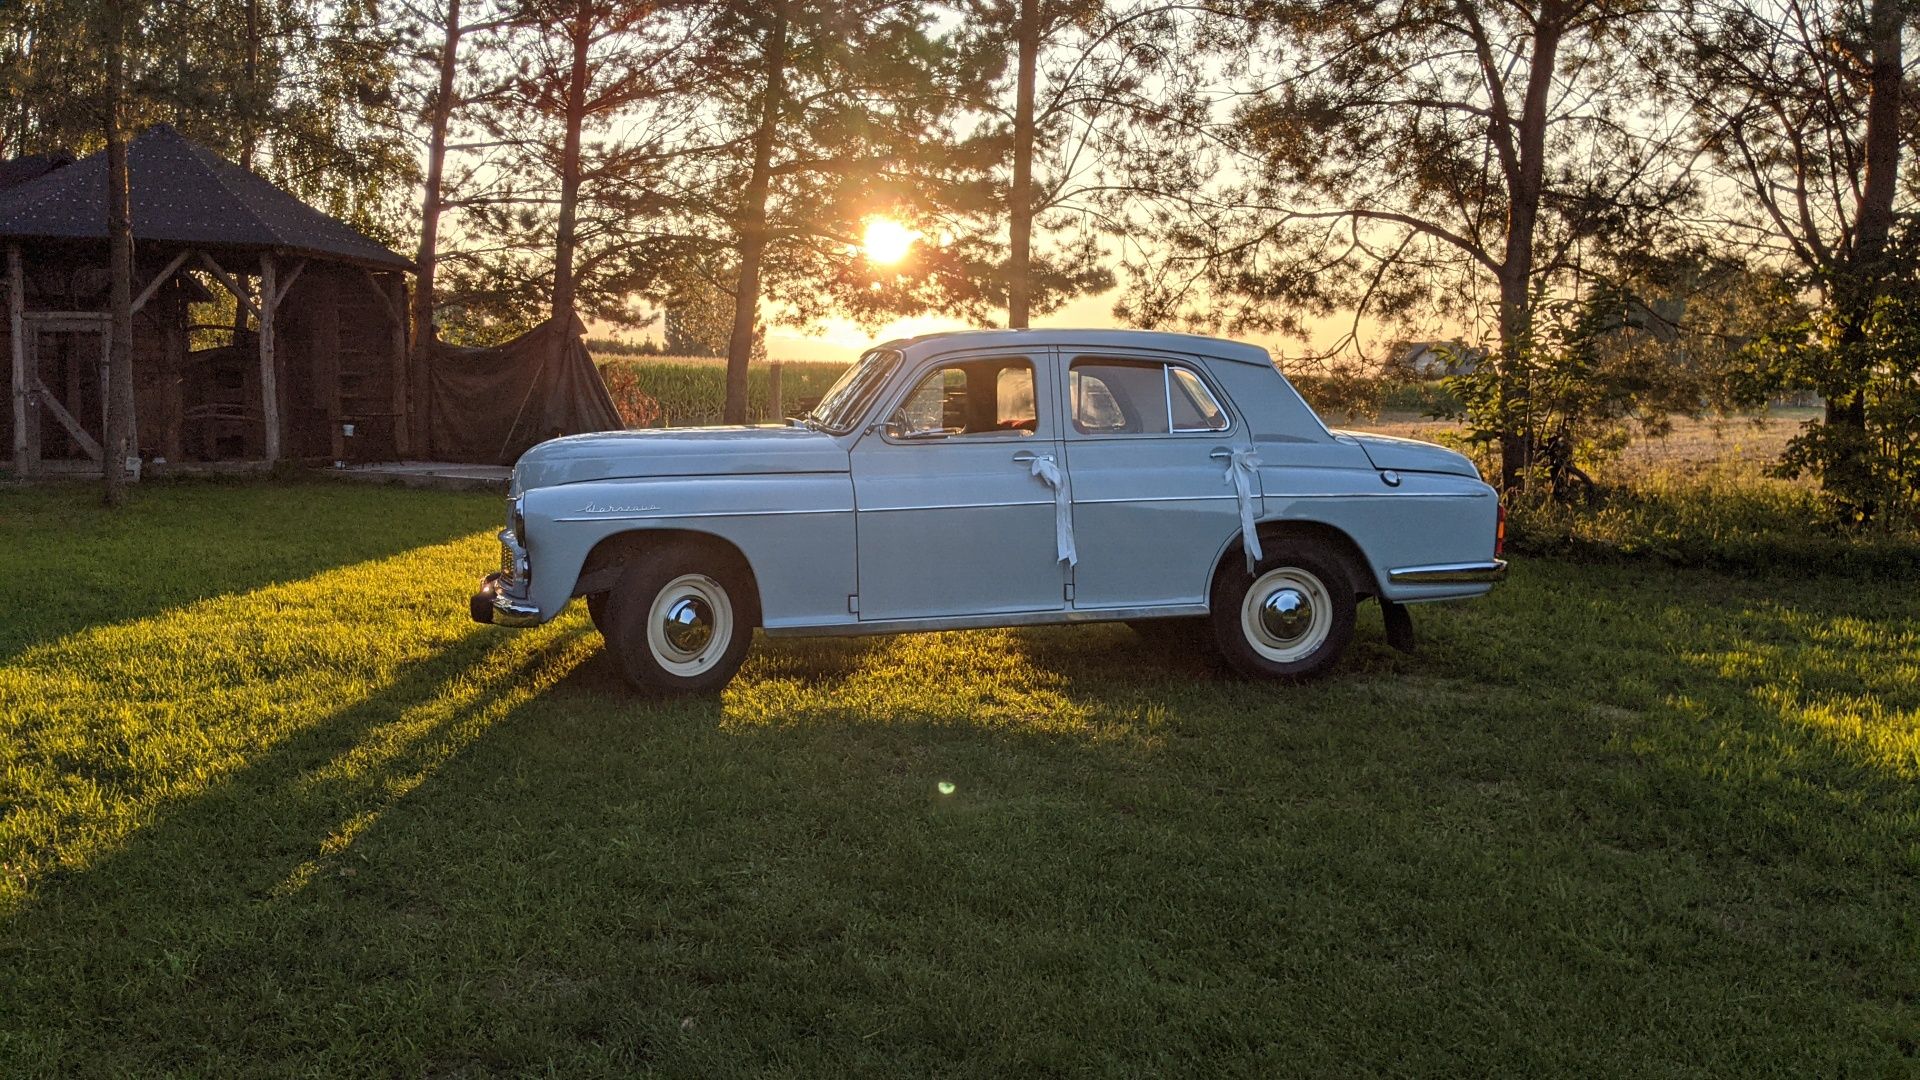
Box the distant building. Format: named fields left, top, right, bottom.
left=1392, top=340, right=1483, bottom=379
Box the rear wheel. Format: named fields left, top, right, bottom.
left=1210, top=541, right=1355, bottom=681
left=605, top=544, right=754, bottom=694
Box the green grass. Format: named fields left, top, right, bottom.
left=2, top=481, right=1918, bottom=1075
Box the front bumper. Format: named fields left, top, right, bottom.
left=1387, top=559, right=1509, bottom=585
left=470, top=572, right=541, bottom=627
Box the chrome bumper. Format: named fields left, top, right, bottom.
left=470, top=572, right=541, bottom=627
left=1388, top=559, right=1509, bottom=585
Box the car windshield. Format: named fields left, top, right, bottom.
left=805, top=348, right=900, bottom=433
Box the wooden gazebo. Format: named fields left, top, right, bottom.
left=0, top=125, right=416, bottom=476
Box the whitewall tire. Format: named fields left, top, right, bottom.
left=1211, top=541, right=1355, bottom=680
left=606, top=544, right=755, bottom=694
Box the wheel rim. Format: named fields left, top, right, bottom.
left=1240, top=567, right=1333, bottom=663
left=645, top=574, right=732, bottom=676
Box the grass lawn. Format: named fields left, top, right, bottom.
left=2, top=480, right=1917, bottom=1076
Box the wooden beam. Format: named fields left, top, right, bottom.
left=259, top=254, right=281, bottom=460
left=196, top=251, right=262, bottom=319
left=130, top=250, right=191, bottom=315
left=8, top=245, right=28, bottom=476
left=31, top=372, right=102, bottom=461
left=358, top=268, right=402, bottom=326
left=270, top=258, right=307, bottom=310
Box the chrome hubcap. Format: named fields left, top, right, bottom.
left=644, top=574, right=732, bottom=676
left=660, top=596, right=713, bottom=656
left=1260, top=588, right=1314, bottom=644
left=1240, top=567, right=1333, bottom=663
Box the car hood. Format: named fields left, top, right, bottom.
left=1333, top=430, right=1481, bottom=479
left=510, top=426, right=848, bottom=492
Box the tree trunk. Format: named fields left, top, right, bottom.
left=549, top=7, right=590, bottom=363
left=410, top=0, right=461, bottom=377
left=240, top=0, right=260, bottom=167
left=103, top=5, right=137, bottom=507
left=723, top=12, right=788, bottom=425
left=1827, top=0, right=1902, bottom=445
left=1491, top=18, right=1563, bottom=493
left=1007, top=0, right=1039, bottom=329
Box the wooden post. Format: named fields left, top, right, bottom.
left=768, top=360, right=783, bottom=422
left=7, top=245, right=27, bottom=476
left=258, top=254, right=280, bottom=460
left=315, top=269, right=342, bottom=463
left=388, top=273, right=410, bottom=457
left=161, top=282, right=184, bottom=463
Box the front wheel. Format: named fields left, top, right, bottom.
left=605, top=545, right=754, bottom=694
left=1210, top=542, right=1355, bottom=681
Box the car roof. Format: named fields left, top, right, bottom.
left=880, top=328, right=1275, bottom=367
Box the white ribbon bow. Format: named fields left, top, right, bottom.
left=1026, top=454, right=1078, bottom=566
left=1224, top=447, right=1263, bottom=573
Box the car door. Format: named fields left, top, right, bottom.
left=1057, top=353, right=1258, bottom=610
left=849, top=349, right=1069, bottom=622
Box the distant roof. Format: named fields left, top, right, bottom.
left=886, top=328, right=1276, bottom=367
left=0, top=151, right=74, bottom=191
left=0, top=125, right=410, bottom=271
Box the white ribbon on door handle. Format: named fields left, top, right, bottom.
left=1025, top=453, right=1078, bottom=566
left=1224, top=447, right=1263, bottom=573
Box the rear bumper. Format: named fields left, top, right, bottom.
left=1387, top=559, right=1509, bottom=586
left=470, top=572, right=541, bottom=627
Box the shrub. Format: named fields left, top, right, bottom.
left=1508, top=466, right=1920, bottom=578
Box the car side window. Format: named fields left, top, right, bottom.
left=1071, top=360, right=1169, bottom=434
left=1169, top=366, right=1229, bottom=431
left=890, top=358, right=1038, bottom=438
left=1071, top=358, right=1229, bottom=435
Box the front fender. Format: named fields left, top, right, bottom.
left=517, top=474, right=858, bottom=629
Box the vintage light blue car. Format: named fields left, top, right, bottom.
left=471, top=329, right=1506, bottom=692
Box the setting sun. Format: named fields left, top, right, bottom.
left=862, top=218, right=919, bottom=265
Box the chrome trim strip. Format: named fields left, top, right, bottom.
left=552, top=506, right=847, bottom=523
left=1271, top=491, right=1486, bottom=500
left=859, top=500, right=1054, bottom=513
left=1388, top=560, right=1509, bottom=585
left=763, top=602, right=1212, bottom=637
left=1071, top=494, right=1241, bottom=505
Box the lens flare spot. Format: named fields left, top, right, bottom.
left=937, top=781, right=956, bottom=796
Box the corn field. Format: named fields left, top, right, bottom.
left=595, top=357, right=850, bottom=428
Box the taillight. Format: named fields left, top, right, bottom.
left=1495, top=503, right=1506, bottom=556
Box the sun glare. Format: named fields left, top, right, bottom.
left=862, top=218, right=919, bottom=265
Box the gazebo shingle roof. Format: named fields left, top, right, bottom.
left=0, top=124, right=411, bottom=271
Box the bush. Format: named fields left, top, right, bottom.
left=1378, top=380, right=1463, bottom=416
left=593, top=357, right=850, bottom=427
left=1507, top=467, right=1920, bottom=578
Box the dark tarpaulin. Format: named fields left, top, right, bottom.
left=427, top=315, right=624, bottom=465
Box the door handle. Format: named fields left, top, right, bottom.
left=1012, top=451, right=1045, bottom=463
left=1209, top=448, right=1233, bottom=459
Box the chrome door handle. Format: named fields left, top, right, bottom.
left=1012, top=451, right=1042, bottom=463
left=1209, top=448, right=1233, bottom=459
